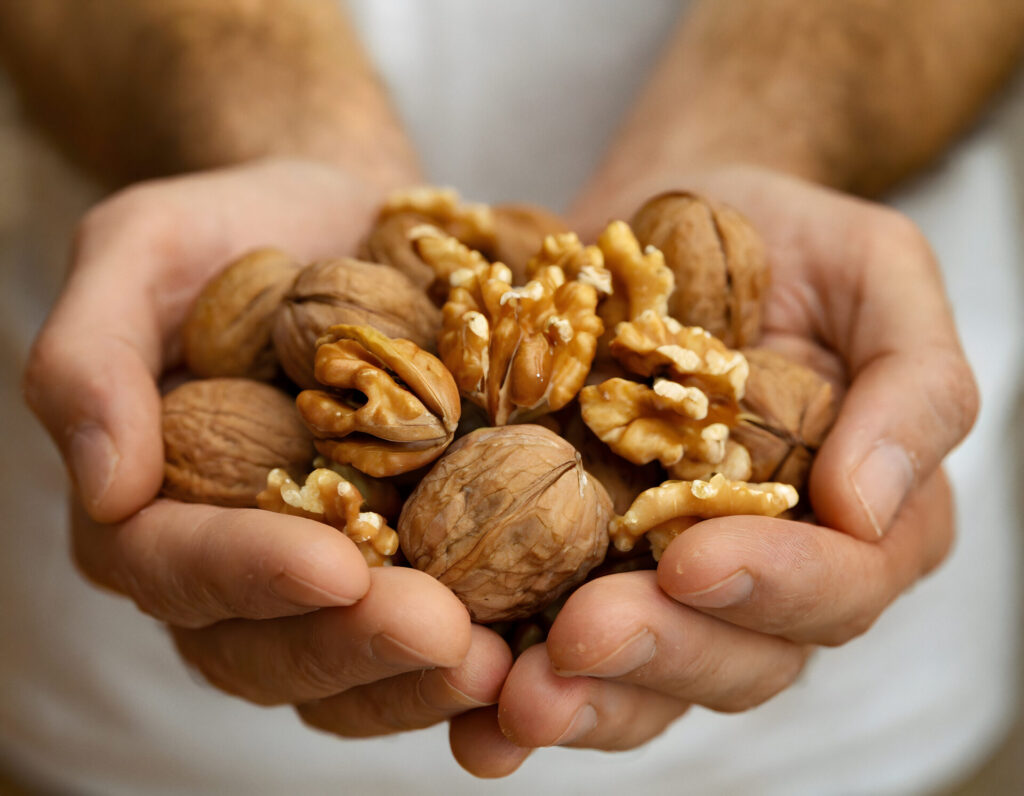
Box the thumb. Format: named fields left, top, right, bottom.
left=808, top=220, right=979, bottom=540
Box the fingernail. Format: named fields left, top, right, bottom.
left=555, top=629, right=656, bottom=678
left=851, top=441, right=915, bottom=537
left=676, top=569, right=754, bottom=608
left=68, top=423, right=118, bottom=510
left=370, top=633, right=436, bottom=668
left=554, top=704, right=597, bottom=746
left=269, top=571, right=360, bottom=608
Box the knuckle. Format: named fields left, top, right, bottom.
left=928, top=353, right=980, bottom=441
left=866, top=207, right=935, bottom=270
left=73, top=182, right=182, bottom=265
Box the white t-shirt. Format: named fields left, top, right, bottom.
left=1, top=2, right=1021, bottom=793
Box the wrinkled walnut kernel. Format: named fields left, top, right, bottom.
left=258, top=467, right=398, bottom=566
left=439, top=261, right=603, bottom=425
left=610, top=473, right=798, bottom=552
left=297, top=325, right=460, bottom=477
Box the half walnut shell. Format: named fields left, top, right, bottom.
left=296, top=325, right=460, bottom=477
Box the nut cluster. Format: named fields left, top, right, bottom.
left=162, top=186, right=837, bottom=630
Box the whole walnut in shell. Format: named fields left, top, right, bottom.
left=731, top=347, right=838, bottom=490
left=182, top=248, right=301, bottom=380
left=398, top=425, right=612, bottom=623
left=272, top=258, right=442, bottom=389
left=162, top=378, right=314, bottom=507
left=631, top=192, right=768, bottom=348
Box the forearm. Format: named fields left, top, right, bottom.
left=580, top=0, right=1024, bottom=212
left=0, top=0, right=419, bottom=188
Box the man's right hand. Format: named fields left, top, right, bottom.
left=24, top=159, right=511, bottom=736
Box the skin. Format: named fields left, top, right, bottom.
left=3, top=0, right=1021, bottom=782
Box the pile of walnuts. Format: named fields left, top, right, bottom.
left=162, top=187, right=837, bottom=637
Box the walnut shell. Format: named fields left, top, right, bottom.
left=631, top=192, right=768, bottom=348
left=398, top=425, right=612, bottom=623
left=272, top=258, right=442, bottom=389
left=162, top=378, right=314, bottom=506
left=182, top=248, right=301, bottom=379
left=731, top=347, right=838, bottom=489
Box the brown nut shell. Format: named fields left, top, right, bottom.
left=272, top=258, right=442, bottom=390
left=398, top=425, right=612, bottom=623
left=631, top=192, right=768, bottom=347
left=182, top=248, right=301, bottom=379
left=731, top=347, right=837, bottom=489
left=162, top=378, right=314, bottom=507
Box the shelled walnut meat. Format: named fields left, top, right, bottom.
left=398, top=425, right=613, bottom=623
left=296, top=325, right=461, bottom=477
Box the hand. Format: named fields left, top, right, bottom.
left=450, top=167, right=977, bottom=775
left=25, top=159, right=512, bottom=736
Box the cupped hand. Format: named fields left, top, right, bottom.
left=451, top=167, right=977, bottom=774
left=25, top=159, right=511, bottom=736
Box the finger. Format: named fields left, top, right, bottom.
left=24, top=256, right=165, bottom=523
left=545, top=571, right=809, bottom=712
left=450, top=707, right=533, bottom=779
left=498, top=644, right=686, bottom=751
left=801, top=208, right=977, bottom=540
left=658, top=470, right=953, bottom=645
left=173, top=567, right=471, bottom=705
left=297, top=625, right=511, bottom=737
left=72, top=499, right=371, bottom=627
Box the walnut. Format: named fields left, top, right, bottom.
left=731, top=347, right=838, bottom=489
left=595, top=220, right=674, bottom=334
left=438, top=260, right=603, bottom=425
left=579, top=377, right=730, bottom=468
left=489, top=203, right=570, bottom=281
left=398, top=425, right=613, bottom=623
left=609, top=310, right=749, bottom=417
left=665, top=439, right=752, bottom=482
left=631, top=192, right=768, bottom=348
left=182, top=248, right=301, bottom=380
left=524, top=232, right=612, bottom=295
left=406, top=225, right=493, bottom=305
left=559, top=410, right=663, bottom=516
left=377, top=186, right=496, bottom=253
left=161, top=378, right=313, bottom=507
left=257, top=468, right=398, bottom=567
left=610, top=473, right=799, bottom=554
left=296, top=325, right=460, bottom=477
left=357, top=187, right=497, bottom=291
left=272, top=258, right=442, bottom=390
left=357, top=212, right=438, bottom=291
